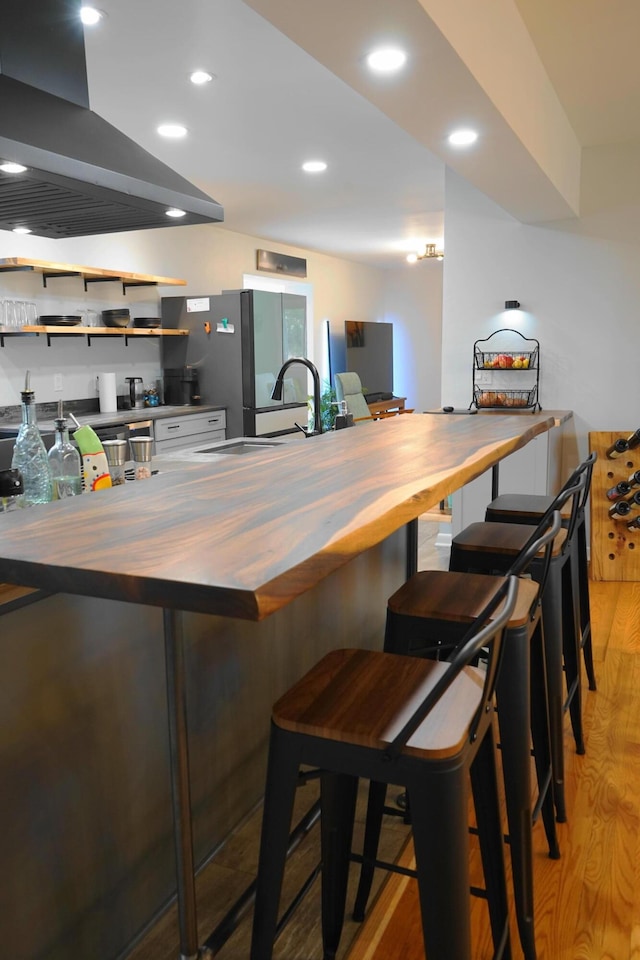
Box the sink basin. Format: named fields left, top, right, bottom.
left=194, top=440, right=284, bottom=455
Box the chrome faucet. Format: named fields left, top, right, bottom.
left=271, top=357, right=323, bottom=437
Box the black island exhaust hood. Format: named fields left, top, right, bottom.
left=0, top=0, right=224, bottom=238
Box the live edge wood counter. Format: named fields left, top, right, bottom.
left=0, top=411, right=554, bottom=620
left=0, top=411, right=554, bottom=960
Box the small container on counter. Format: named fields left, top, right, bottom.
left=0, top=468, right=25, bottom=513
left=102, top=439, right=128, bottom=486
left=129, top=436, right=153, bottom=480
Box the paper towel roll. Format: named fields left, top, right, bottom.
left=97, top=372, right=117, bottom=413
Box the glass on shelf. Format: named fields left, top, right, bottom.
left=4, top=301, right=17, bottom=328
left=24, top=302, right=37, bottom=325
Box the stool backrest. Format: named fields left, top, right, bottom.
left=560, top=451, right=597, bottom=513
left=577, top=451, right=597, bottom=512
left=507, top=474, right=584, bottom=617
left=383, top=575, right=518, bottom=760
left=544, top=473, right=585, bottom=551
left=506, top=509, right=562, bottom=619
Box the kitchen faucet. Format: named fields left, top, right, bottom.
left=271, top=357, right=323, bottom=437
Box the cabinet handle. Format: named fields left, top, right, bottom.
left=208, top=418, right=220, bottom=424
left=167, top=425, right=181, bottom=431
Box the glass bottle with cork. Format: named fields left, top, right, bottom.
left=11, top=370, right=53, bottom=505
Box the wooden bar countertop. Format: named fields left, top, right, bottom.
left=0, top=412, right=558, bottom=621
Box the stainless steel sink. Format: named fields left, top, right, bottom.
left=194, top=440, right=284, bottom=455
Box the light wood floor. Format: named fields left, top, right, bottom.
left=128, top=522, right=640, bottom=960
left=348, top=576, right=640, bottom=960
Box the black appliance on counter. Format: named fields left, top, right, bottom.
left=161, top=290, right=308, bottom=437
left=163, top=367, right=201, bottom=406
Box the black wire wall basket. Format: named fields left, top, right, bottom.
left=471, top=328, right=541, bottom=412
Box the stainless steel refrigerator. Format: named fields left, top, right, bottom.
left=161, top=290, right=309, bottom=438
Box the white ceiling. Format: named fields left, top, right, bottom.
left=83, top=0, right=640, bottom=268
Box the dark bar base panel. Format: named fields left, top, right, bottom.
left=0, top=527, right=406, bottom=960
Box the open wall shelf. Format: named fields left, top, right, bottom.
left=0, top=257, right=186, bottom=294
left=0, top=325, right=188, bottom=347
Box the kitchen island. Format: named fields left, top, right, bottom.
left=0, top=412, right=557, bottom=960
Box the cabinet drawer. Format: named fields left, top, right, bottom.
left=155, top=410, right=226, bottom=442
left=156, top=428, right=226, bottom=452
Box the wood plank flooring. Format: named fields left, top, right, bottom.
left=128, top=522, right=640, bottom=960
left=348, top=577, right=640, bottom=960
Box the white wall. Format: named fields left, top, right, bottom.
left=0, top=224, right=441, bottom=411
left=382, top=262, right=443, bottom=413
left=441, top=169, right=640, bottom=453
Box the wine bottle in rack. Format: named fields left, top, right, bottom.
left=609, top=498, right=632, bottom=519
left=606, top=480, right=632, bottom=501
left=606, top=437, right=630, bottom=459
left=624, top=490, right=640, bottom=509
left=626, top=427, right=640, bottom=450
left=628, top=515, right=640, bottom=531
left=628, top=469, right=640, bottom=489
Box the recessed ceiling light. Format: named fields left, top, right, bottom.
left=448, top=128, right=478, bottom=147
left=166, top=208, right=186, bottom=218
left=406, top=253, right=418, bottom=264
left=302, top=160, right=327, bottom=173
left=80, top=6, right=103, bottom=25
left=157, top=124, right=188, bottom=139
left=12, top=226, right=32, bottom=235
left=0, top=162, right=27, bottom=174
left=190, top=70, right=214, bottom=85
left=366, top=47, right=407, bottom=74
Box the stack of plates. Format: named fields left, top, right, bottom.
left=38, top=315, right=82, bottom=326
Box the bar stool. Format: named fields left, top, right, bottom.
left=485, top=452, right=597, bottom=691
left=450, top=476, right=586, bottom=826
left=250, top=577, right=519, bottom=960
left=353, top=511, right=561, bottom=960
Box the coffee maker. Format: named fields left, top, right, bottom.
left=164, top=367, right=201, bottom=406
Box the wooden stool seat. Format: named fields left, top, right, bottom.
left=452, top=521, right=567, bottom=558
left=274, top=647, right=484, bottom=760
left=487, top=494, right=571, bottom=521
left=388, top=569, right=537, bottom=626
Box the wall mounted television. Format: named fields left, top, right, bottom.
left=327, top=320, right=394, bottom=398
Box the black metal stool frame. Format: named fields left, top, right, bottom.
left=354, top=512, right=562, bottom=960
left=485, top=452, right=597, bottom=691
left=250, top=578, right=519, bottom=960
left=451, top=476, right=586, bottom=826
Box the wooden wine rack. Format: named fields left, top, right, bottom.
left=589, top=431, right=640, bottom=581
